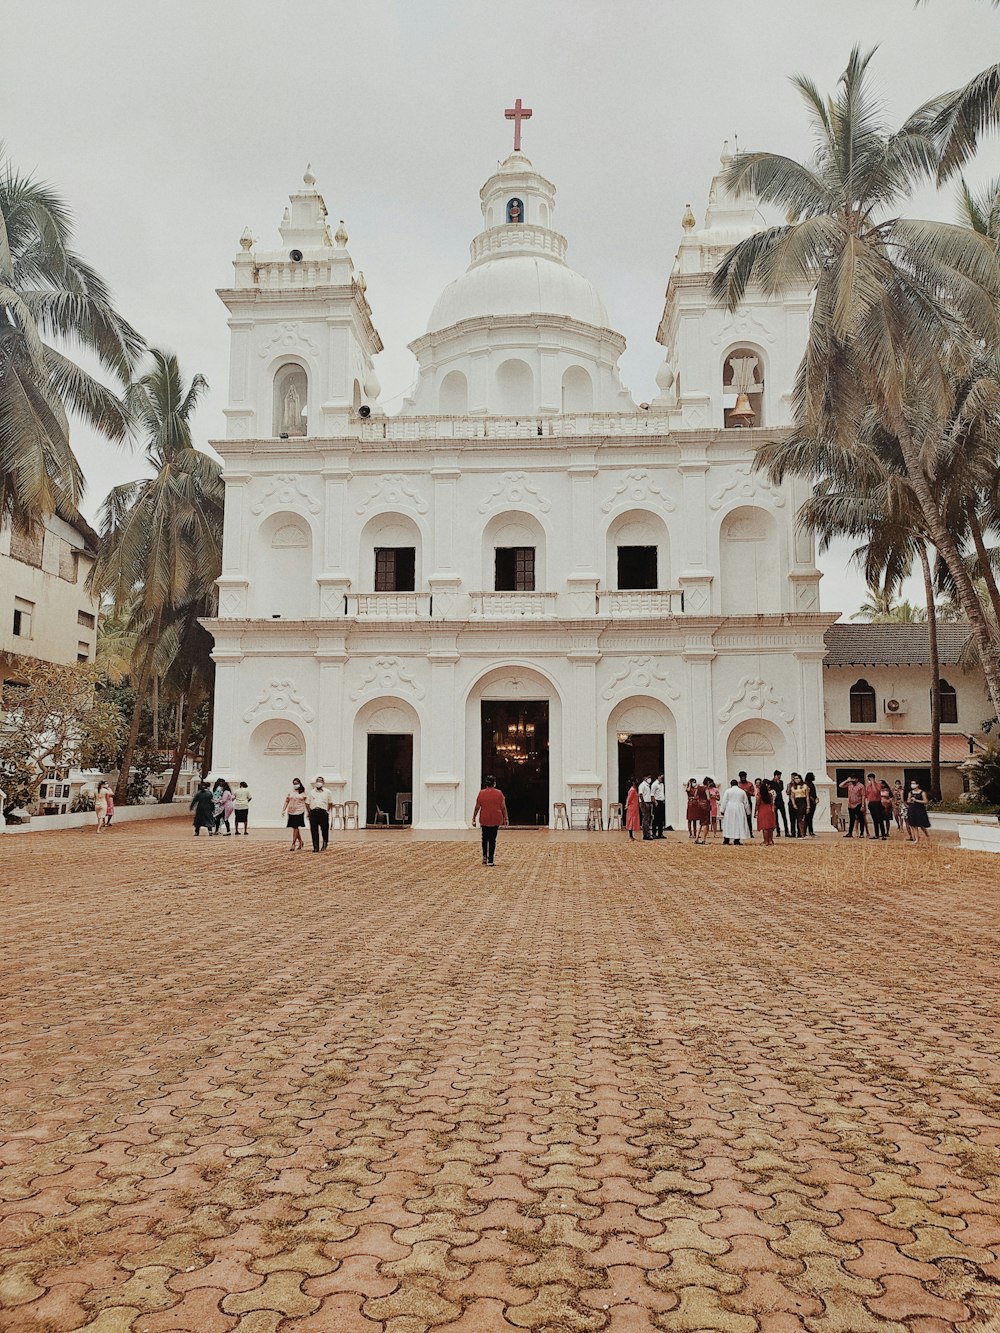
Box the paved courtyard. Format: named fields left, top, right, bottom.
left=1, top=823, right=1000, bottom=1332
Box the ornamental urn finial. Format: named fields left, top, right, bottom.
left=681, top=204, right=697, bottom=231
left=334, top=219, right=348, bottom=248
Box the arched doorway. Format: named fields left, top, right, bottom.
left=353, top=697, right=419, bottom=827
left=466, top=666, right=561, bottom=826
left=607, top=696, right=678, bottom=826
left=724, top=718, right=793, bottom=787
left=247, top=718, right=308, bottom=825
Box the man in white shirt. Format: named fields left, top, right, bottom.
left=306, top=776, right=335, bottom=852
left=637, top=775, right=653, bottom=840
left=651, top=774, right=666, bottom=839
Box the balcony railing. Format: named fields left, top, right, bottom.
left=598, top=589, right=685, bottom=616
left=346, top=592, right=432, bottom=618
left=470, top=591, right=558, bottom=619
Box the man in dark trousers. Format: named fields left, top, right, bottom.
left=472, top=775, right=509, bottom=867
left=306, top=775, right=334, bottom=852
left=190, top=782, right=215, bottom=836
left=737, top=771, right=756, bottom=838
left=771, top=770, right=790, bottom=837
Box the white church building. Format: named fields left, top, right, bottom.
left=206, top=114, right=836, bottom=829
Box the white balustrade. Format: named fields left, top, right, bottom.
left=598, top=589, right=685, bottom=617
left=471, top=591, right=558, bottom=619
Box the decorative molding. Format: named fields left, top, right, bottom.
left=600, top=469, right=676, bottom=514
left=243, top=678, right=315, bottom=724
left=265, top=730, right=305, bottom=755
left=477, top=471, right=551, bottom=515
left=733, top=730, right=775, bottom=756
left=601, top=655, right=681, bottom=702
left=718, top=676, right=794, bottom=724
left=350, top=656, right=426, bottom=702
left=257, top=321, right=320, bottom=361
left=710, top=464, right=786, bottom=511
left=355, top=473, right=428, bottom=515
left=709, top=308, right=776, bottom=346
left=250, top=474, right=321, bottom=516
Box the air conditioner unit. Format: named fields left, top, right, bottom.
left=884, top=697, right=908, bottom=715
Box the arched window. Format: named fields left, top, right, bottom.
left=722, top=347, right=764, bottom=428
left=719, top=506, right=779, bottom=614
left=439, top=369, right=469, bottom=415
left=272, top=364, right=308, bottom=437
left=251, top=512, right=313, bottom=618
left=850, top=678, right=877, bottom=724
left=561, top=365, right=593, bottom=413
left=495, top=358, right=533, bottom=415
left=936, top=678, right=958, bottom=724
left=506, top=197, right=524, bottom=224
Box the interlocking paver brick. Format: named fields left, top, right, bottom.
left=2, top=824, right=1000, bottom=1331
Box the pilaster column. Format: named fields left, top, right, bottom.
left=796, top=646, right=834, bottom=828
left=315, top=635, right=349, bottom=785
left=424, top=633, right=461, bottom=825
left=683, top=632, right=718, bottom=778
left=429, top=462, right=463, bottom=619
left=318, top=461, right=352, bottom=617
left=567, top=455, right=599, bottom=614
left=677, top=453, right=713, bottom=615
left=565, top=633, right=602, bottom=792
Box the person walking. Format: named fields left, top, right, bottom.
left=737, top=771, right=756, bottom=837
left=651, top=773, right=666, bottom=839
left=282, top=778, right=308, bottom=851
left=638, top=774, right=653, bottom=840
left=719, top=779, right=751, bottom=846
left=233, top=781, right=252, bottom=834
left=892, top=780, right=905, bottom=830
left=906, top=781, right=932, bottom=842
left=625, top=780, right=641, bottom=840
left=804, top=772, right=818, bottom=837
left=684, top=779, right=699, bottom=839
left=756, top=778, right=778, bottom=846
left=472, top=775, right=508, bottom=866
left=771, top=770, right=790, bottom=838
left=190, top=782, right=215, bottom=837
left=216, top=781, right=234, bottom=835
left=865, top=772, right=886, bottom=840
left=306, top=775, right=334, bottom=852
left=94, top=781, right=111, bottom=833
left=839, top=774, right=868, bottom=838
left=692, top=777, right=712, bottom=845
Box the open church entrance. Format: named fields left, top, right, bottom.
left=617, top=734, right=665, bottom=808
left=481, top=701, right=549, bottom=826
left=366, top=734, right=413, bottom=826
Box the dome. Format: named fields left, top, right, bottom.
left=427, top=253, right=610, bottom=332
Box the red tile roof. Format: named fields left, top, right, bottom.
left=825, top=731, right=983, bottom=764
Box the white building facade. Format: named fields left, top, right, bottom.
left=206, top=142, right=836, bottom=828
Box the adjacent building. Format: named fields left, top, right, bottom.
left=823, top=622, right=989, bottom=799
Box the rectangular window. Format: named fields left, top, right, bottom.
left=495, top=546, right=535, bottom=591
left=849, top=692, right=877, bottom=724
left=77, top=610, right=96, bottom=629
left=13, top=597, right=34, bottom=638
left=939, top=688, right=958, bottom=725
left=374, top=547, right=415, bottom=592
left=617, top=545, right=658, bottom=590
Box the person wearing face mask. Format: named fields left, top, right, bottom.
left=306, top=775, right=335, bottom=852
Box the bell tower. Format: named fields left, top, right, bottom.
left=218, top=166, right=383, bottom=441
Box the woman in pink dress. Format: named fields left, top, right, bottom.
left=625, top=782, right=641, bottom=840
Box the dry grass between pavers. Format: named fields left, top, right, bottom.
left=1, top=825, right=999, bottom=1332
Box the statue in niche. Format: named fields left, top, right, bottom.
left=506, top=198, right=523, bottom=223
left=282, top=380, right=302, bottom=432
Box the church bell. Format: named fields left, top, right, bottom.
left=730, top=391, right=755, bottom=425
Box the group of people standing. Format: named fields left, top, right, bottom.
left=625, top=769, right=821, bottom=847
left=190, top=779, right=252, bottom=837
left=838, top=773, right=931, bottom=842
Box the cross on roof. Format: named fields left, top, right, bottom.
left=504, top=98, right=533, bottom=153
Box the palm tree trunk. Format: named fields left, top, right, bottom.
left=966, top=501, right=1000, bottom=640
left=162, top=683, right=194, bottom=804
left=114, top=608, right=162, bottom=805
left=919, top=545, right=942, bottom=802
left=894, top=417, right=1000, bottom=726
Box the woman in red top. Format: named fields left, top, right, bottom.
left=756, top=778, right=778, bottom=846
left=472, top=776, right=508, bottom=866
left=625, top=781, right=641, bottom=840
left=692, top=778, right=712, bottom=845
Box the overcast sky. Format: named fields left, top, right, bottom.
left=4, top=0, right=999, bottom=617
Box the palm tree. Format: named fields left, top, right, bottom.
left=88, top=350, right=222, bottom=804
left=712, top=47, right=1000, bottom=724
left=850, top=581, right=907, bottom=622
left=0, top=152, right=143, bottom=528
